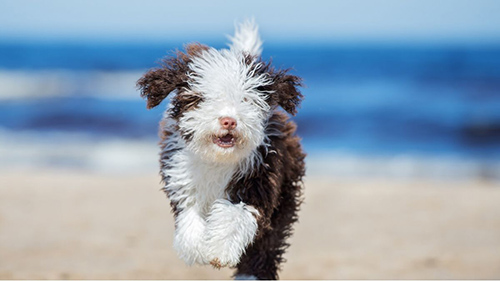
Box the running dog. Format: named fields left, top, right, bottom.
left=137, top=20, right=305, bottom=280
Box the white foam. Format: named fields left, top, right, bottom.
left=1, top=130, right=498, bottom=181
left=0, top=69, right=144, bottom=100
left=0, top=130, right=158, bottom=173
left=306, top=151, right=500, bottom=181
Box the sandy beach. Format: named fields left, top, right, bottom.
left=1, top=168, right=500, bottom=279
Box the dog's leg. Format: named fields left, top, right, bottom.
left=233, top=179, right=303, bottom=280
left=204, top=199, right=259, bottom=268
left=173, top=205, right=208, bottom=265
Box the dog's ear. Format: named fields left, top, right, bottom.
left=137, top=67, right=184, bottom=109
left=137, top=43, right=209, bottom=109
left=267, top=69, right=303, bottom=115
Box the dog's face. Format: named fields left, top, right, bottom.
left=137, top=24, right=302, bottom=164
left=177, top=47, right=274, bottom=163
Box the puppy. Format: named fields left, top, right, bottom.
left=137, top=20, right=305, bottom=280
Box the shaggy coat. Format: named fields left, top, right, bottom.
left=137, top=21, right=305, bottom=280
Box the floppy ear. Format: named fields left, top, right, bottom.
left=137, top=43, right=209, bottom=109
left=267, top=69, right=303, bottom=115
left=137, top=67, right=184, bottom=109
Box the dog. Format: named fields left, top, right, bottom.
left=137, top=20, right=305, bottom=280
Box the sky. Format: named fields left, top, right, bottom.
left=0, top=0, right=500, bottom=44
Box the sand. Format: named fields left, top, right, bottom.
left=1, top=168, right=500, bottom=279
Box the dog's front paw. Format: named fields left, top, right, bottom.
left=206, top=249, right=241, bottom=268
left=210, top=258, right=224, bottom=269
left=173, top=207, right=209, bottom=265
left=174, top=233, right=208, bottom=265
left=204, top=200, right=259, bottom=268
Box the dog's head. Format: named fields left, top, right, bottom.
left=137, top=21, right=302, bottom=164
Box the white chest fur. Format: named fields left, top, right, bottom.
left=162, top=145, right=237, bottom=216
left=188, top=155, right=237, bottom=215
left=162, top=138, right=259, bottom=267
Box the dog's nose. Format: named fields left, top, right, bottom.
left=220, top=117, right=237, bottom=130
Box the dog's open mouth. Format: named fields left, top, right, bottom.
left=213, top=133, right=236, bottom=148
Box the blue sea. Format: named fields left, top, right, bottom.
left=1, top=41, right=499, bottom=179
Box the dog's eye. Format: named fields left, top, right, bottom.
left=242, top=97, right=249, bottom=103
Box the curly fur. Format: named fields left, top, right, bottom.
left=137, top=20, right=305, bottom=280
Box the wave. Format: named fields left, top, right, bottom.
left=1, top=44, right=499, bottom=169
left=0, top=69, right=143, bottom=100
left=1, top=129, right=498, bottom=181
left=0, top=130, right=158, bottom=173
left=307, top=151, right=500, bottom=182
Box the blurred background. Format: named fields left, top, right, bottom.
left=1, top=0, right=500, bottom=279
left=0, top=0, right=499, bottom=179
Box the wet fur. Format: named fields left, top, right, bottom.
left=228, top=112, right=305, bottom=279
left=137, top=21, right=305, bottom=280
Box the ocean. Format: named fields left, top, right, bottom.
left=1, top=41, right=499, bottom=179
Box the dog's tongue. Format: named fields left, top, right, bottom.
left=220, top=134, right=233, bottom=143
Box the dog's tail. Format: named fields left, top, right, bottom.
left=228, top=19, right=263, bottom=57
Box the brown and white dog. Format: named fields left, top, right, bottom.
left=137, top=20, right=305, bottom=280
